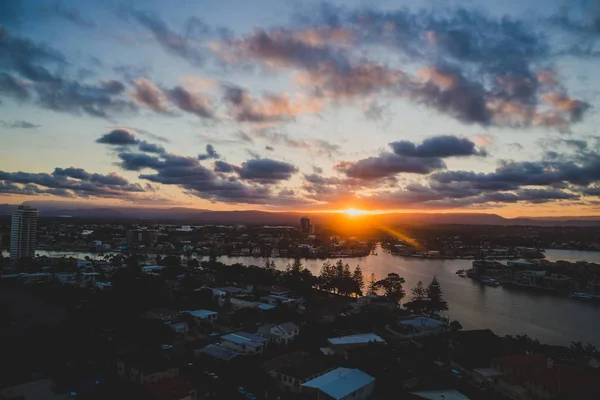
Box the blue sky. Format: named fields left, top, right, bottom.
left=1, top=0, right=599, bottom=216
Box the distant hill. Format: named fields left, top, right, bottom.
left=0, top=202, right=598, bottom=226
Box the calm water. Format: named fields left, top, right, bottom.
left=3, top=247, right=600, bottom=347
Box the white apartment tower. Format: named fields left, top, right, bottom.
left=10, top=205, right=38, bottom=262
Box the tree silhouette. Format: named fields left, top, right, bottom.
left=426, top=276, right=448, bottom=317
left=368, top=273, right=378, bottom=295
left=376, top=273, right=405, bottom=304
left=352, top=265, right=365, bottom=295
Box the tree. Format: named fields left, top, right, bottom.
left=404, top=281, right=429, bottom=314
left=367, top=273, right=377, bottom=295
left=426, top=276, right=448, bottom=317
left=411, top=281, right=426, bottom=301
left=352, top=266, right=364, bottom=296
left=376, top=273, right=405, bottom=304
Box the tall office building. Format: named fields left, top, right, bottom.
left=10, top=205, right=38, bottom=262
left=300, top=216, right=311, bottom=235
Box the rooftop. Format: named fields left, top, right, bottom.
left=222, top=332, right=268, bottom=347
left=327, top=333, right=385, bottom=346
left=182, top=309, right=217, bottom=319
left=301, top=367, right=375, bottom=400
left=201, top=344, right=240, bottom=362
left=399, top=316, right=447, bottom=330
left=144, top=377, right=195, bottom=400
left=264, top=352, right=334, bottom=380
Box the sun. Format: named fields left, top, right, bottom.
left=342, top=208, right=369, bottom=216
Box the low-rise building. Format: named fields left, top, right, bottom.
left=326, top=333, right=385, bottom=355
left=118, top=355, right=179, bottom=385
left=257, top=322, right=299, bottom=345
left=143, top=378, right=197, bottom=400
left=197, top=344, right=240, bottom=363
left=301, top=367, right=375, bottom=400
left=55, top=272, right=78, bottom=285
left=263, top=352, right=336, bottom=393
left=221, top=332, right=268, bottom=355
left=397, top=316, right=448, bottom=337
left=181, top=309, right=218, bottom=322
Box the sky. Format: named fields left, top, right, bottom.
left=0, top=0, right=599, bottom=217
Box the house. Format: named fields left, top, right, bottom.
left=260, top=295, right=298, bottom=306
left=181, top=309, right=218, bottom=322
left=221, top=332, right=268, bottom=355
left=301, top=367, right=375, bottom=400
left=397, top=316, right=448, bottom=337
left=326, top=333, right=385, bottom=355
left=146, top=308, right=179, bottom=322
left=198, top=344, right=240, bottom=363
left=197, top=287, right=226, bottom=299
left=169, top=322, right=189, bottom=334
left=117, top=354, right=179, bottom=384
left=263, top=352, right=336, bottom=393
left=492, top=354, right=549, bottom=377
left=257, top=322, right=300, bottom=345
left=144, top=378, right=197, bottom=400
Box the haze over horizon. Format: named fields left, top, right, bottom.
left=2, top=0, right=600, bottom=218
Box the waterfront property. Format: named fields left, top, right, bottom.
left=301, top=367, right=375, bottom=400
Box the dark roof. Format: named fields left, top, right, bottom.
left=264, top=352, right=335, bottom=381
left=452, top=330, right=503, bottom=369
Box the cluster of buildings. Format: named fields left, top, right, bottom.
left=467, top=259, right=600, bottom=297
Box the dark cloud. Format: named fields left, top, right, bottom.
left=0, top=119, right=39, bottom=129
left=390, top=135, right=486, bottom=158
left=197, top=144, right=220, bottom=160
left=117, top=153, right=165, bottom=171
left=336, top=153, right=446, bottom=180
left=138, top=140, right=166, bottom=154
left=265, top=145, right=274, bottom=151
left=130, top=10, right=205, bottom=66
left=234, top=158, right=299, bottom=183
left=0, top=167, right=145, bottom=199
left=96, top=129, right=138, bottom=145
left=166, top=86, right=215, bottom=118
left=214, top=160, right=235, bottom=173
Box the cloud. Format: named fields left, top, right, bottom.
left=130, top=77, right=169, bottom=113
left=197, top=144, right=220, bottom=160
left=0, top=167, right=145, bottom=199
left=96, top=129, right=138, bottom=145
left=130, top=10, right=205, bottom=66
left=233, top=158, right=299, bottom=183
left=222, top=84, right=321, bottom=124
left=265, top=145, right=274, bottom=151
left=390, top=135, right=486, bottom=158
left=42, top=3, right=96, bottom=28
left=336, top=153, right=446, bottom=180
left=0, top=73, right=30, bottom=100
left=0, top=120, right=39, bottom=129
left=96, top=129, right=166, bottom=154
left=233, top=131, right=254, bottom=143
left=166, top=85, right=215, bottom=118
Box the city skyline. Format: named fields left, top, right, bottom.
left=1, top=0, right=600, bottom=217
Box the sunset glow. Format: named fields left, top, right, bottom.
left=342, top=208, right=370, bottom=216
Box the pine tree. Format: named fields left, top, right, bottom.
left=352, top=265, right=365, bottom=293
left=411, top=281, right=426, bottom=301
left=377, top=273, right=405, bottom=304
left=426, top=276, right=448, bottom=317
left=368, top=273, right=377, bottom=295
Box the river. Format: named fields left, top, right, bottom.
left=3, top=247, right=600, bottom=347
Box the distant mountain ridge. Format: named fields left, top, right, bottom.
left=0, top=202, right=598, bottom=226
